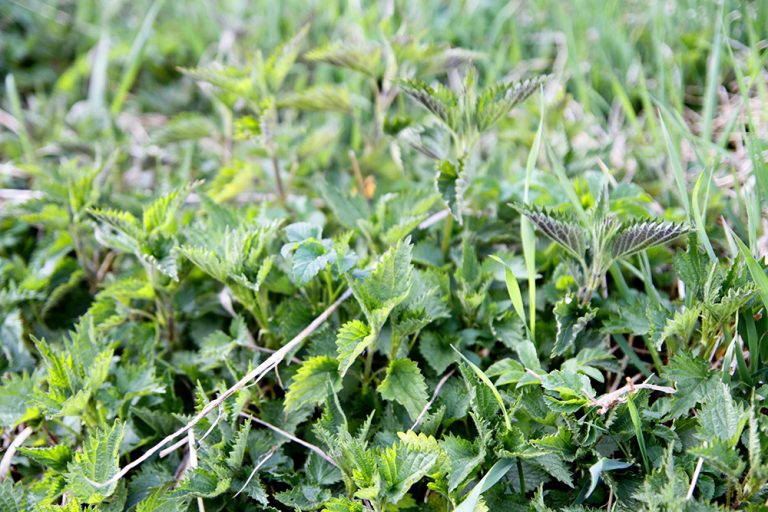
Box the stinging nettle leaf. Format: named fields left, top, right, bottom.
left=304, top=42, right=382, bottom=78
left=441, top=434, right=486, bottom=492
left=277, top=85, right=352, bottom=112
left=697, top=382, right=747, bottom=445
left=509, top=203, right=586, bottom=263
left=378, top=432, right=441, bottom=504
left=664, top=352, right=719, bottom=419
left=608, top=220, right=688, bottom=260
left=435, top=158, right=467, bottom=224
left=552, top=293, right=597, bottom=357
left=64, top=422, right=126, bottom=504
left=348, top=237, right=414, bottom=325
left=336, top=320, right=373, bottom=377
left=377, top=358, right=428, bottom=420
left=0, top=480, right=30, bottom=512
left=454, top=348, right=512, bottom=431
left=475, top=75, right=549, bottom=131
left=399, top=80, right=458, bottom=130
left=285, top=355, right=342, bottom=412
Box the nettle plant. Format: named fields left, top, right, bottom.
left=6, top=11, right=768, bottom=512
left=512, top=188, right=689, bottom=306
left=400, top=68, right=548, bottom=223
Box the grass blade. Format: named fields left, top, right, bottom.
left=454, top=458, right=515, bottom=512
left=111, top=0, right=165, bottom=115
left=626, top=393, right=649, bottom=473
left=659, top=111, right=691, bottom=218
left=699, top=3, right=723, bottom=143
left=522, top=87, right=545, bottom=340
left=453, top=346, right=512, bottom=431
left=489, top=255, right=525, bottom=327
left=4, top=74, right=35, bottom=163
left=733, top=234, right=768, bottom=314
left=545, top=143, right=589, bottom=227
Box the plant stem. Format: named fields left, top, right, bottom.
left=270, top=152, right=286, bottom=205
left=642, top=335, right=665, bottom=374
left=441, top=214, right=453, bottom=258
left=362, top=348, right=375, bottom=395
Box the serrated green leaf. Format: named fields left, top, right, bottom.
left=136, top=488, right=188, bottom=512
left=64, top=422, right=125, bottom=504
left=316, top=180, right=369, bottom=230
left=18, top=444, right=72, bottom=472
left=441, top=434, right=485, bottom=492
left=552, top=293, right=597, bottom=357
left=697, top=382, right=747, bottom=445
left=418, top=332, right=459, bottom=374
left=349, top=238, right=413, bottom=324
left=141, top=182, right=198, bottom=235
left=435, top=158, right=466, bottom=224
left=175, top=466, right=231, bottom=498
left=323, top=497, right=366, bottom=511
left=400, top=79, right=458, bottom=130
left=377, top=358, right=428, bottom=420
left=265, top=23, right=308, bottom=91
left=285, top=356, right=342, bottom=412
left=664, top=352, right=719, bottom=419
left=453, top=349, right=512, bottom=431
left=690, top=438, right=746, bottom=479
left=510, top=203, right=586, bottom=263
left=277, top=85, right=352, bottom=112
left=0, top=480, right=30, bottom=512
left=336, top=320, right=374, bottom=377
left=379, top=433, right=441, bottom=504
left=226, top=421, right=252, bottom=469
left=305, top=42, right=382, bottom=78
left=475, top=75, right=548, bottom=131
left=609, top=220, right=688, bottom=260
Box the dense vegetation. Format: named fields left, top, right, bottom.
left=1, top=1, right=767, bottom=510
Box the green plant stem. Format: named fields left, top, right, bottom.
left=441, top=214, right=453, bottom=258
left=362, top=348, right=375, bottom=395
left=613, top=334, right=651, bottom=378
left=642, top=335, right=664, bottom=375
left=270, top=152, right=287, bottom=205
left=389, top=330, right=401, bottom=360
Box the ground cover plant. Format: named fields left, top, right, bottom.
left=1, top=1, right=768, bottom=510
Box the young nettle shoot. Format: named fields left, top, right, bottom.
left=511, top=188, right=689, bottom=304
left=401, top=68, right=548, bottom=223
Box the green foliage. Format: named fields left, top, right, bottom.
left=65, top=422, right=126, bottom=504
left=377, top=358, right=428, bottom=419
left=511, top=188, right=689, bottom=305
left=2, top=2, right=767, bottom=511
left=285, top=356, right=342, bottom=412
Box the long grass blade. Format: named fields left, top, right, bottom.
left=521, top=87, right=545, bottom=340
left=110, top=0, right=165, bottom=115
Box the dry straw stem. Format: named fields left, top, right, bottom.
left=585, top=376, right=675, bottom=415
left=240, top=412, right=338, bottom=467
left=410, top=370, right=454, bottom=431
left=0, top=426, right=33, bottom=481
